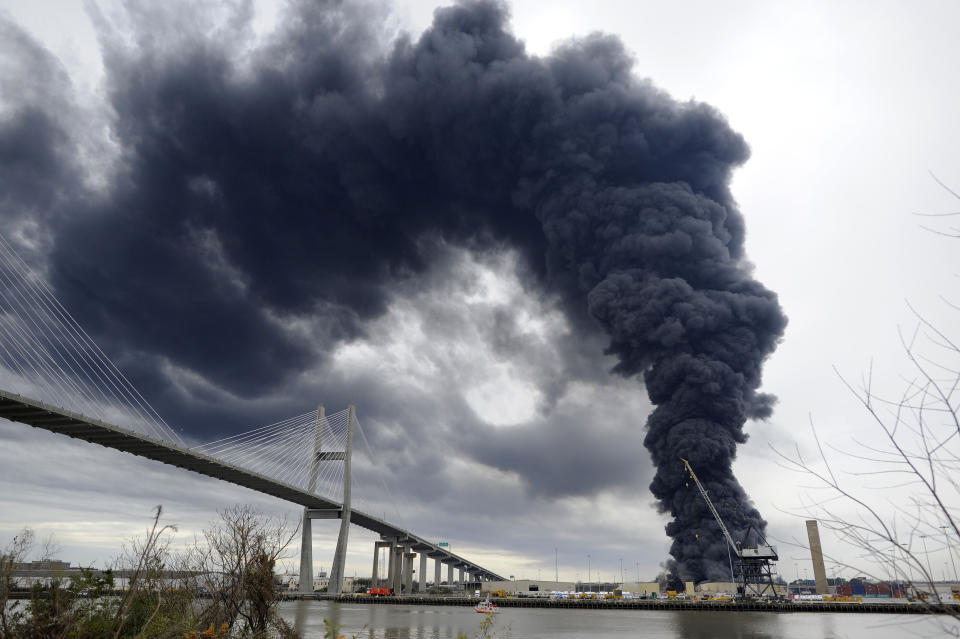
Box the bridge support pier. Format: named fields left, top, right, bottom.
left=418, top=552, right=428, bottom=592
left=372, top=541, right=391, bottom=587
left=298, top=511, right=313, bottom=594
left=391, top=544, right=403, bottom=593
left=458, top=567, right=464, bottom=586
left=382, top=540, right=397, bottom=587
left=383, top=539, right=395, bottom=591
left=403, top=551, right=415, bottom=593
left=447, top=562, right=453, bottom=585
left=434, top=557, right=442, bottom=589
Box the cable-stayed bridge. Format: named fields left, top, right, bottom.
left=0, top=235, right=505, bottom=592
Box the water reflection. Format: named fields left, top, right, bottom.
left=283, top=599, right=946, bottom=639
left=672, top=611, right=779, bottom=639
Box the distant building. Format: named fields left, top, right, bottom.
left=15, top=560, right=72, bottom=572
left=12, top=560, right=88, bottom=588
left=621, top=581, right=694, bottom=595
left=481, top=579, right=576, bottom=595
left=287, top=574, right=355, bottom=592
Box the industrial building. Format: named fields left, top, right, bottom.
left=480, top=579, right=576, bottom=595
left=620, top=581, right=695, bottom=595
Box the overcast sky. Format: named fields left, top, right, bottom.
left=0, top=0, right=958, bottom=586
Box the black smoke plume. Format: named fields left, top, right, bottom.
left=0, top=0, right=786, bottom=580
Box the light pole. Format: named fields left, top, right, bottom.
left=920, top=535, right=934, bottom=581
left=555, top=547, right=558, bottom=583
left=920, top=535, right=939, bottom=603
left=891, top=538, right=900, bottom=584
left=587, top=554, right=591, bottom=593
left=941, top=525, right=958, bottom=583
left=619, top=558, right=623, bottom=585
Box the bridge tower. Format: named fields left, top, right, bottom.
left=299, top=406, right=325, bottom=594
left=327, top=404, right=355, bottom=594
left=298, top=404, right=355, bottom=595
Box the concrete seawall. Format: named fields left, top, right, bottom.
left=280, top=593, right=956, bottom=615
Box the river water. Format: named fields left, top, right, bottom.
left=279, top=600, right=952, bottom=639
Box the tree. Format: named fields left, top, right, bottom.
left=0, top=505, right=300, bottom=639
left=0, top=528, right=35, bottom=636
left=110, top=505, right=179, bottom=638
left=194, top=505, right=299, bottom=637
left=775, top=178, right=960, bottom=626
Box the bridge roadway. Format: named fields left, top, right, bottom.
left=0, top=388, right=505, bottom=581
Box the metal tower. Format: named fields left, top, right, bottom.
left=681, top=458, right=779, bottom=598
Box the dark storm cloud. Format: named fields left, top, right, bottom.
left=0, top=18, right=79, bottom=254
left=0, top=0, right=786, bottom=581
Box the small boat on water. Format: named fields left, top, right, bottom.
left=474, top=598, right=498, bottom=614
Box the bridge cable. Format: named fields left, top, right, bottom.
left=0, top=235, right=183, bottom=445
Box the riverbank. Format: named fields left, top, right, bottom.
left=279, top=592, right=956, bottom=615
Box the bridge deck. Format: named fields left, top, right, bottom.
left=0, top=389, right=504, bottom=581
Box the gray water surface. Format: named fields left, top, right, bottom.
left=278, top=600, right=951, bottom=639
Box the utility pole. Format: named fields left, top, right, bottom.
left=920, top=535, right=934, bottom=580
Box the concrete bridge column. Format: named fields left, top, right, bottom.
left=384, top=540, right=396, bottom=592
left=447, top=562, right=454, bottom=585
left=403, top=551, right=415, bottom=593
left=391, top=545, right=404, bottom=593
left=434, top=557, right=442, bottom=590
left=418, top=552, right=428, bottom=592
left=458, top=567, right=464, bottom=586
left=372, top=541, right=391, bottom=587
left=298, top=510, right=313, bottom=594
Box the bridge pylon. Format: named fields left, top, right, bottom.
left=299, top=405, right=326, bottom=594
left=298, top=404, right=354, bottom=594
left=327, top=404, right=355, bottom=594
left=298, top=404, right=355, bottom=594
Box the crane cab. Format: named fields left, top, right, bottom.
left=739, top=545, right=778, bottom=560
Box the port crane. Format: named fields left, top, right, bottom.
left=680, top=458, right=779, bottom=597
